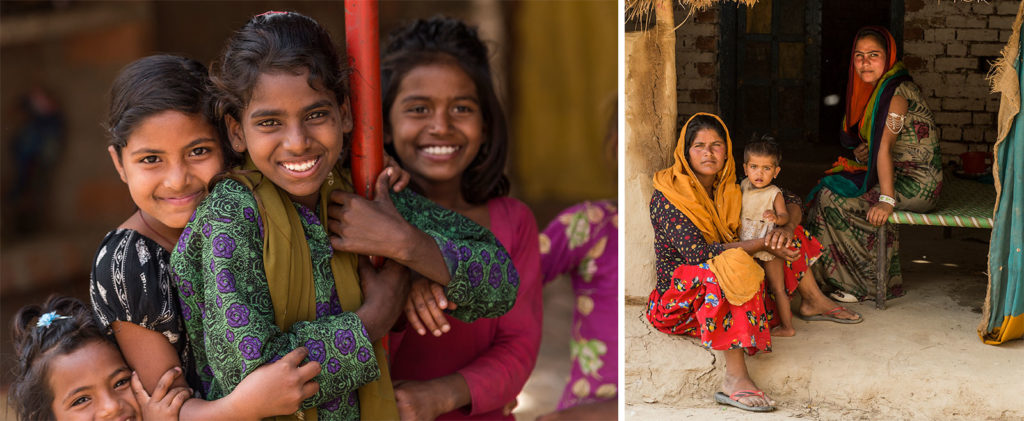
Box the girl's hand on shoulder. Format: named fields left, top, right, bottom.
left=131, top=367, right=191, bottom=421
left=327, top=168, right=414, bottom=259
left=405, top=276, right=458, bottom=337
left=867, top=202, right=894, bottom=226
left=230, top=346, right=320, bottom=419
left=384, top=153, right=411, bottom=192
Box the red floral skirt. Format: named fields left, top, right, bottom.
left=646, top=227, right=822, bottom=355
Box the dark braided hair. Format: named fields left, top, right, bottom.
left=10, top=295, right=110, bottom=421
left=744, top=133, right=782, bottom=165
left=382, top=16, right=510, bottom=204
left=106, top=54, right=240, bottom=167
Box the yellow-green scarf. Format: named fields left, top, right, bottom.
left=232, top=158, right=398, bottom=420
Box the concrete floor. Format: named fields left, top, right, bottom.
left=515, top=276, right=576, bottom=420
left=625, top=224, right=1024, bottom=420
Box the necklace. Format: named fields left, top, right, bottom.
left=138, top=211, right=177, bottom=249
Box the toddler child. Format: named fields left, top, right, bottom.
left=739, top=136, right=795, bottom=336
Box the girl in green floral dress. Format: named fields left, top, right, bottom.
left=170, top=12, right=518, bottom=420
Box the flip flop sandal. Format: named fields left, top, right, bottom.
left=714, top=390, right=775, bottom=412
left=829, top=290, right=860, bottom=303
left=798, top=306, right=864, bottom=324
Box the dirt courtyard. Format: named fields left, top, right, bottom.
left=626, top=224, right=1024, bottom=420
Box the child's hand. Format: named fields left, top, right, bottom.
left=327, top=168, right=414, bottom=259
left=383, top=153, right=411, bottom=192
left=762, top=210, right=777, bottom=223
left=131, top=368, right=191, bottom=421
left=356, top=255, right=410, bottom=341
left=404, top=277, right=458, bottom=337
left=230, top=346, right=321, bottom=419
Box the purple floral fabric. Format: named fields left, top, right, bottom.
left=170, top=179, right=378, bottom=420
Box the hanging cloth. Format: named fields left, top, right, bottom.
left=980, top=1, right=1024, bottom=345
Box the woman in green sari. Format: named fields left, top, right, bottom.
left=806, top=26, right=942, bottom=302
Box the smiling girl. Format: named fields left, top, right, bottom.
left=376, top=17, right=542, bottom=420
left=91, top=54, right=322, bottom=420
left=12, top=295, right=190, bottom=421
left=170, top=12, right=519, bottom=420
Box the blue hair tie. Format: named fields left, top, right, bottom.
left=36, top=311, right=70, bottom=328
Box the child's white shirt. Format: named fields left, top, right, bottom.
left=739, top=178, right=782, bottom=261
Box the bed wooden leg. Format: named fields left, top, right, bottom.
left=876, top=224, right=887, bottom=310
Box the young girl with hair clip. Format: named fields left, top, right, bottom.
left=170, top=11, right=519, bottom=420
left=92, top=54, right=324, bottom=420
left=374, top=17, right=542, bottom=420
left=11, top=295, right=190, bottom=421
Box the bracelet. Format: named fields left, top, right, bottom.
left=878, top=194, right=896, bottom=206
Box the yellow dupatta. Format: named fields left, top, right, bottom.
left=232, top=158, right=398, bottom=420
left=652, top=113, right=763, bottom=305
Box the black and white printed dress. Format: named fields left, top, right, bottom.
left=90, top=228, right=198, bottom=387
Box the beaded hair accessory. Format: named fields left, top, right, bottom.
left=36, top=311, right=70, bottom=329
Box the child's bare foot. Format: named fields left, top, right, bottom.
left=772, top=324, right=796, bottom=337
left=721, top=373, right=773, bottom=408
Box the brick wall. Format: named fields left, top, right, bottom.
left=674, top=1, right=1019, bottom=161
left=904, top=0, right=1019, bottom=161
left=674, top=4, right=720, bottom=130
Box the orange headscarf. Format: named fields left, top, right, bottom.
left=652, top=112, right=742, bottom=244
left=844, top=26, right=898, bottom=134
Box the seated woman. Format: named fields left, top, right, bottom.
left=805, top=26, right=942, bottom=302
left=646, top=113, right=859, bottom=413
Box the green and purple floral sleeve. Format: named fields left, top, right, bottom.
left=171, top=180, right=377, bottom=419
left=390, top=189, right=519, bottom=323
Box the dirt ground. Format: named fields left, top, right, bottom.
left=625, top=224, right=1024, bottom=420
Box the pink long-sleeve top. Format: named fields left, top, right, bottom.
left=388, top=197, right=543, bottom=420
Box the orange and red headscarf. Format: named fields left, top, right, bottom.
left=844, top=26, right=899, bottom=135
left=809, top=26, right=912, bottom=200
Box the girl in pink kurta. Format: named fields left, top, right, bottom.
left=540, top=201, right=618, bottom=410
left=380, top=17, right=542, bottom=420
left=389, top=198, right=542, bottom=420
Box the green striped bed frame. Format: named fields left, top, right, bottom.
left=875, top=175, right=995, bottom=309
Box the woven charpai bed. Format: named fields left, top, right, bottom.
left=874, top=174, right=996, bottom=309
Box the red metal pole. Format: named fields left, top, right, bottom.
left=345, top=0, right=385, bottom=267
